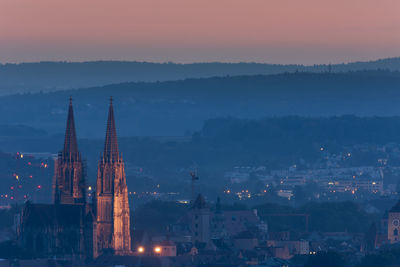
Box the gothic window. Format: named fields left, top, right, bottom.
left=65, top=169, right=70, bottom=191
left=394, top=229, right=398, bottom=236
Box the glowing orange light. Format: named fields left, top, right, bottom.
left=154, top=246, right=161, bottom=253
left=138, top=246, right=145, bottom=253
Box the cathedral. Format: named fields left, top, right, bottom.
left=19, top=97, right=132, bottom=259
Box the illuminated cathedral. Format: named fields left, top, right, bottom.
left=19, top=97, right=131, bottom=259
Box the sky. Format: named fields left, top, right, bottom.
left=0, top=0, right=399, bottom=64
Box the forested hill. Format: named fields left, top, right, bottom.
left=0, top=70, right=400, bottom=137
left=1, top=57, right=400, bottom=95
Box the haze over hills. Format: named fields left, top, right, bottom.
left=0, top=70, right=400, bottom=137
left=1, top=57, right=400, bottom=95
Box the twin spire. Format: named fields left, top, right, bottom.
left=103, top=97, right=120, bottom=161
left=63, top=97, right=120, bottom=160
left=63, top=97, right=79, bottom=158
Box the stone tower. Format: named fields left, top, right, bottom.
left=54, top=97, right=86, bottom=205
left=388, top=200, right=400, bottom=244
left=211, top=197, right=226, bottom=239
left=191, top=194, right=210, bottom=244
left=96, top=98, right=131, bottom=255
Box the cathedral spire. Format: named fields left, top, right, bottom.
left=103, top=97, right=119, bottom=161
left=96, top=97, right=131, bottom=255
left=63, top=96, right=79, bottom=158
left=54, top=97, right=85, bottom=205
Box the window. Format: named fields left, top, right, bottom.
left=394, top=229, right=398, bottom=236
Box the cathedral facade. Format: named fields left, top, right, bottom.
left=95, top=98, right=131, bottom=255
left=19, top=97, right=132, bottom=259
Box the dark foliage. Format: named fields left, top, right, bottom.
left=303, top=251, right=345, bottom=267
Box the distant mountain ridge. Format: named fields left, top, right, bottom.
left=1, top=57, right=400, bottom=95
left=1, top=70, right=400, bottom=137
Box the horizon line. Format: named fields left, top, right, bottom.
left=1, top=56, right=399, bottom=67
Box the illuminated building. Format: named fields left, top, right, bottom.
left=19, top=98, right=94, bottom=259
left=95, top=97, right=131, bottom=256
left=53, top=97, right=86, bottom=204
left=19, top=97, right=132, bottom=259
left=388, top=200, right=400, bottom=244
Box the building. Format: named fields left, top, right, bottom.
left=19, top=97, right=132, bottom=259
left=154, top=240, right=177, bottom=257
left=95, top=97, right=132, bottom=256
left=388, top=200, right=400, bottom=244
left=210, top=197, right=226, bottom=239
left=53, top=97, right=86, bottom=205
left=190, top=194, right=210, bottom=244
left=19, top=98, right=94, bottom=259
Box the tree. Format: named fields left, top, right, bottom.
left=304, top=251, right=345, bottom=267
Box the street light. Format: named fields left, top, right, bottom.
left=138, top=246, right=145, bottom=253
left=154, top=246, right=161, bottom=254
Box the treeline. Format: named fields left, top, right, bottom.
left=2, top=115, right=400, bottom=181
left=1, top=71, right=400, bottom=137
left=1, top=58, right=400, bottom=95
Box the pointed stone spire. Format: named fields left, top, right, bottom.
left=96, top=97, right=131, bottom=255
left=54, top=97, right=85, bottom=205
left=63, top=96, right=79, bottom=158
left=103, top=97, right=119, bottom=161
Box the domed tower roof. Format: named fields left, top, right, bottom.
left=390, top=200, right=400, bottom=213
left=192, top=194, right=208, bottom=209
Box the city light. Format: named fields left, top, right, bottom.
left=154, top=246, right=161, bottom=253
left=138, top=246, right=145, bottom=253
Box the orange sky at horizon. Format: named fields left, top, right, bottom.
left=0, top=0, right=399, bottom=64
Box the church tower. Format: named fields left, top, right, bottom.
left=191, top=194, right=210, bottom=244
left=388, top=200, right=400, bottom=244
left=96, top=97, right=131, bottom=255
left=54, top=97, right=86, bottom=205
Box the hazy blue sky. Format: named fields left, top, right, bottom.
left=1, top=0, right=399, bottom=64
